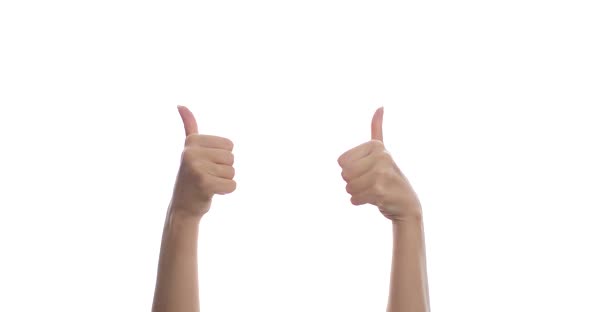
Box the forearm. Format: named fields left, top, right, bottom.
left=152, top=202, right=207, bottom=312
left=387, top=215, right=430, bottom=312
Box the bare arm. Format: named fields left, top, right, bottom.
left=388, top=215, right=430, bottom=312
left=338, top=107, right=430, bottom=312
left=152, top=203, right=206, bottom=312
left=152, top=106, right=236, bottom=312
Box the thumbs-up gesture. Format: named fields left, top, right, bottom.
left=171, top=105, right=236, bottom=217
left=337, top=108, right=422, bottom=222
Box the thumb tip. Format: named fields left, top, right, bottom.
left=373, top=106, right=384, bottom=121
left=176, top=105, right=198, bottom=135
left=371, top=106, right=385, bottom=142
left=176, top=105, right=184, bottom=115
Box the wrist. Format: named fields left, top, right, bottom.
left=391, top=208, right=423, bottom=226
left=391, top=213, right=425, bottom=246
left=168, top=199, right=209, bottom=223
left=164, top=208, right=202, bottom=239
left=169, top=193, right=211, bottom=217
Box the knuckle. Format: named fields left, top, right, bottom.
left=198, top=174, right=212, bottom=190
left=185, top=133, right=201, bottom=146
left=212, top=136, right=233, bottom=150
left=229, top=180, right=237, bottom=192
left=374, top=173, right=390, bottom=192
left=350, top=196, right=363, bottom=206
left=227, top=152, right=235, bottom=165
left=181, top=149, right=198, bottom=168
left=370, top=139, right=385, bottom=150
left=193, top=164, right=208, bottom=180
left=220, top=180, right=237, bottom=195
left=225, top=138, right=234, bottom=151
left=337, top=156, right=345, bottom=167
left=182, top=146, right=203, bottom=161
left=181, top=147, right=193, bottom=160
left=378, top=150, right=393, bottom=162
left=182, top=151, right=207, bottom=176
left=374, top=184, right=384, bottom=198
left=371, top=176, right=384, bottom=195
left=345, top=183, right=354, bottom=194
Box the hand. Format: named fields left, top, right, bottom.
left=171, top=105, right=236, bottom=217
left=337, top=107, right=422, bottom=222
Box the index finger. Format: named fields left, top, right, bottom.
left=337, top=140, right=383, bottom=167
left=186, top=134, right=234, bottom=151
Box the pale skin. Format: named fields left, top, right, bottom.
left=152, top=106, right=430, bottom=312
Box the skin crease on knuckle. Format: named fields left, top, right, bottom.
left=341, top=170, right=348, bottom=182
left=198, top=148, right=232, bottom=166
left=347, top=174, right=374, bottom=197
left=207, top=148, right=233, bottom=165
left=225, top=152, right=235, bottom=166
left=225, top=138, right=234, bottom=151
left=227, top=180, right=237, bottom=193
left=342, top=166, right=359, bottom=183
left=214, top=165, right=235, bottom=180
left=205, top=136, right=234, bottom=151
left=354, top=158, right=375, bottom=178
left=182, top=151, right=213, bottom=183
left=200, top=175, right=217, bottom=196
left=344, top=170, right=358, bottom=183
left=220, top=165, right=236, bottom=180
left=206, top=135, right=233, bottom=151
left=184, top=133, right=204, bottom=148
left=184, top=134, right=234, bottom=152
left=345, top=174, right=365, bottom=194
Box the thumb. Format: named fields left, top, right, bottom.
left=371, top=106, right=384, bottom=142
left=177, top=105, right=199, bottom=136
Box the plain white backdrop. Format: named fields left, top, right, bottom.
left=1, top=0, right=589, bottom=311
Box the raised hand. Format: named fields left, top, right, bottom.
left=337, top=107, right=422, bottom=221
left=172, top=105, right=236, bottom=217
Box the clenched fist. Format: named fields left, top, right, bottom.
left=337, top=107, right=422, bottom=222
left=171, top=105, right=236, bottom=217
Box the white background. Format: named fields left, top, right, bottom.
left=1, top=0, right=589, bottom=311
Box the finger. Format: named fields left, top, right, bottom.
left=208, top=177, right=237, bottom=195
left=338, top=140, right=384, bottom=168
left=186, top=134, right=234, bottom=151
left=345, top=170, right=376, bottom=195
left=206, top=164, right=235, bottom=179
left=350, top=190, right=373, bottom=206
left=177, top=105, right=199, bottom=136
left=341, top=153, right=378, bottom=181
left=201, top=148, right=234, bottom=165
left=371, top=106, right=384, bottom=142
